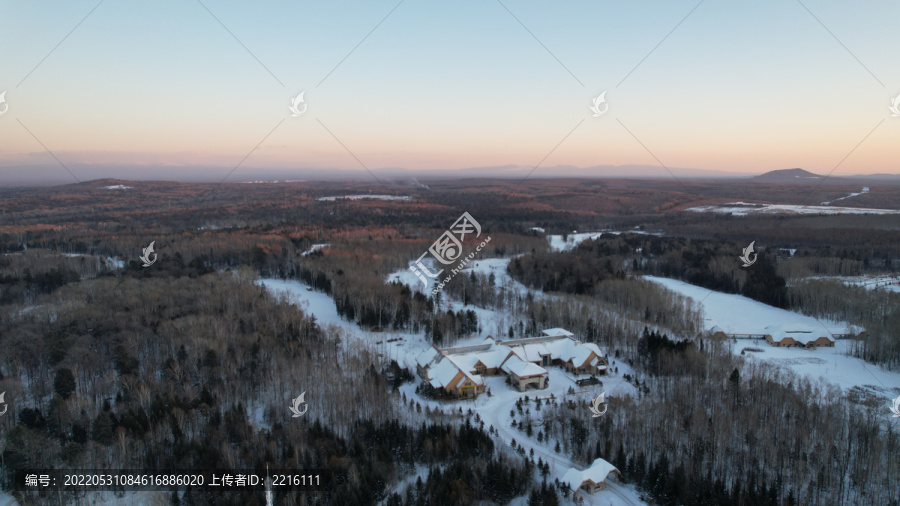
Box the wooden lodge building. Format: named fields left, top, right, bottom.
left=764, top=324, right=835, bottom=348
left=709, top=323, right=843, bottom=349
left=416, top=328, right=607, bottom=397
left=562, top=458, right=621, bottom=494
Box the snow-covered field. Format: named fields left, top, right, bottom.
left=317, top=195, right=411, bottom=201
left=686, top=202, right=900, bottom=216
left=644, top=276, right=900, bottom=400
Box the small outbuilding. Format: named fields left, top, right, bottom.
left=562, top=458, right=621, bottom=494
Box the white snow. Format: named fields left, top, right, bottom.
left=300, top=243, right=330, bottom=256
left=257, top=278, right=434, bottom=374
left=501, top=355, right=547, bottom=377
left=258, top=279, right=349, bottom=333
left=388, top=257, right=442, bottom=295
left=544, top=328, right=575, bottom=338
left=686, top=202, right=900, bottom=216
left=466, top=258, right=536, bottom=297
left=548, top=233, right=605, bottom=252
left=105, top=256, right=125, bottom=269
left=644, top=276, right=900, bottom=399
left=317, top=195, right=411, bottom=201
left=821, top=187, right=869, bottom=205
left=547, top=231, right=661, bottom=252
left=644, top=276, right=854, bottom=337
left=803, top=274, right=900, bottom=293
left=379, top=464, right=431, bottom=505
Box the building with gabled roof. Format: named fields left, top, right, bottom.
left=425, top=357, right=485, bottom=397
left=500, top=354, right=547, bottom=391
left=496, top=330, right=608, bottom=376
left=542, top=327, right=575, bottom=338
left=764, top=323, right=834, bottom=348
left=562, top=458, right=620, bottom=494
left=416, top=329, right=606, bottom=397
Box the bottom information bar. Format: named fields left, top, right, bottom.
left=15, top=469, right=330, bottom=492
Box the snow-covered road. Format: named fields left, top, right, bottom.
left=478, top=382, right=643, bottom=506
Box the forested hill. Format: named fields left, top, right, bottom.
left=0, top=268, right=533, bottom=504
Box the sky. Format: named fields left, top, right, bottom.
left=1, top=0, right=899, bottom=184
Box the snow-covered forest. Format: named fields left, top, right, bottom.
left=1, top=180, right=899, bottom=505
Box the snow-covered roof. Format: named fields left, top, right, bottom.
left=421, top=329, right=602, bottom=389
left=765, top=323, right=833, bottom=344
left=472, top=347, right=512, bottom=369
left=507, top=342, right=550, bottom=363
left=562, top=458, right=618, bottom=491
left=504, top=334, right=603, bottom=367
left=582, top=342, right=603, bottom=360
left=435, top=342, right=512, bottom=373
left=424, top=350, right=488, bottom=390
left=416, top=348, right=441, bottom=368
left=427, top=359, right=465, bottom=389
left=547, top=339, right=601, bottom=366
left=501, top=355, right=547, bottom=378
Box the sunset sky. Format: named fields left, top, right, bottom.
left=1, top=0, right=899, bottom=183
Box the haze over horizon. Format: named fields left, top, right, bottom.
left=2, top=1, right=899, bottom=186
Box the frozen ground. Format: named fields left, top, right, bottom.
left=644, top=276, right=900, bottom=400
left=686, top=202, right=900, bottom=216
left=317, top=195, right=411, bottom=201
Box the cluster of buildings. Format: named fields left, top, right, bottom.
left=415, top=328, right=607, bottom=398
left=762, top=323, right=837, bottom=348
left=710, top=323, right=845, bottom=349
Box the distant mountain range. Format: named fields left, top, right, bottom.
left=748, top=168, right=900, bottom=185
left=1, top=164, right=899, bottom=187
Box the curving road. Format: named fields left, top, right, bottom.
left=475, top=379, right=644, bottom=506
